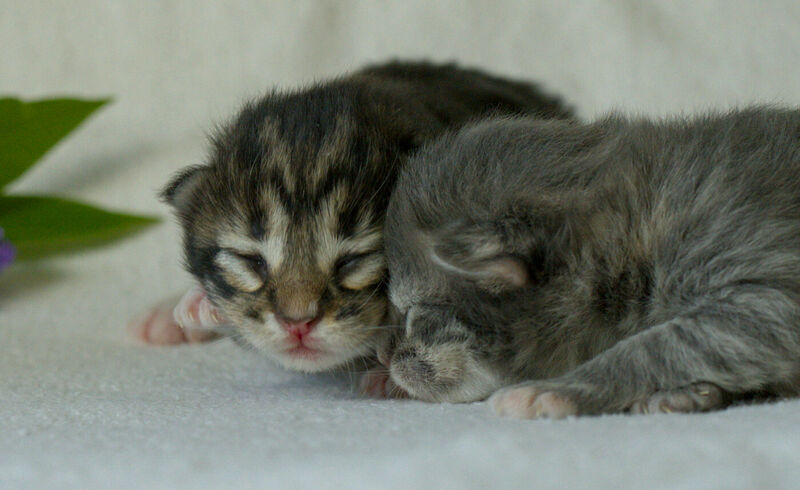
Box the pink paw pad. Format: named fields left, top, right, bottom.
left=490, top=385, right=578, bottom=419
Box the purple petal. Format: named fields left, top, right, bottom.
left=0, top=240, right=15, bottom=271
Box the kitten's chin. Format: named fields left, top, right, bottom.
left=235, top=319, right=379, bottom=372
left=270, top=346, right=365, bottom=373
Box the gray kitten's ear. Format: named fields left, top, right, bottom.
left=160, top=165, right=208, bottom=211
left=430, top=235, right=529, bottom=292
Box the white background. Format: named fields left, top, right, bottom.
left=2, top=1, right=799, bottom=488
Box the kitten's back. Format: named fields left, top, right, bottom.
left=385, top=107, right=800, bottom=410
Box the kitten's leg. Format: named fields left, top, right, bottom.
left=360, top=339, right=409, bottom=399
left=491, top=285, right=800, bottom=418
left=359, top=367, right=408, bottom=399
left=127, top=286, right=226, bottom=345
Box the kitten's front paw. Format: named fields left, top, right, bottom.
left=128, top=298, right=188, bottom=345
left=629, top=382, right=729, bottom=415
left=490, top=382, right=580, bottom=419
left=172, top=286, right=226, bottom=334
left=127, top=287, right=225, bottom=345
left=359, top=367, right=409, bottom=399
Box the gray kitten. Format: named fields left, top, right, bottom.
left=384, top=107, right=800, bottom=417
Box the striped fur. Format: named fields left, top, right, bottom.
left=162, top=60, right=572, bottom=372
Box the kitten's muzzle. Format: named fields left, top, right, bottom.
left=274, top=313, right=322, bottom=343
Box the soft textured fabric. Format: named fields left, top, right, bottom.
left=2, top=1, right=800, bottom=488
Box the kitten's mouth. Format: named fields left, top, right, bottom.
left=286, top=345, right=322, bottom=359
left=272, top=336, right=374, bottom=372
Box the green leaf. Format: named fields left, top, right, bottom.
left=0, top=97, right=110, bottom=189
left=0, top=195, right=159, bottom=260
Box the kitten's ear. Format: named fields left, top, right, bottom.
left=430, top=233, right=529, bottom=292
left=160, top=165, right=208, bottom=211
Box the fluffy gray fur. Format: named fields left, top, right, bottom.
left=384, top=107, right=800, bottom=417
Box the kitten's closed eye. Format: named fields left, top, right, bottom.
left=335, top=253, right=369, bottom=275
left=335, top=252, right=385, bottom=291
left=236, top=252, right=270, bottom=281
left=215, top=250, right=269, bottom=293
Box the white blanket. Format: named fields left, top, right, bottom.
left=3, top=1, right=800, bottom=488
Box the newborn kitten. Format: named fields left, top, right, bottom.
left=141, top=61, right=572, bottom=374
left=385, top=107, right=800, bottom=417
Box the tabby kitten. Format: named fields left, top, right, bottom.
left=385, top=108, right=800, bottom=417
left=155, top=61, right=572, bottom=373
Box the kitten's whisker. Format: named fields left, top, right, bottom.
left=349, top=279, right=386, bottom=314
left=364, top=164, right=395, bottom=209
left=358, top=324, right=404, bottom=331
left=349, top=368, right=391, bottom=375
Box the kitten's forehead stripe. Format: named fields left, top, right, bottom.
left=261, top=163, right=369, bottom=221
left=265, top=169, right=293, bottom=210
left=309, top=115, right=355, bottom=189
left=311, top=168, right=353, bottom=209
left=258, top=112, right=364, bottom=212
left=218, top=206, right=288, bottom=271
left=264, top=210, right=287, bottom=270
left=218, top=233, right=262, bottom=252
left=311, top=187, right=383, bottom=271
left=313, top=221, right=340, bottom=272
left=260, top=119, right=295, bottom=194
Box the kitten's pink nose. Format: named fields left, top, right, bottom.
left=276, top=314, right=321, bottom=341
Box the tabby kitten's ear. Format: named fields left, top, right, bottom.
left=429, top=228, right=530, bottom=292
left=161, top=165, right=209, bottom=212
